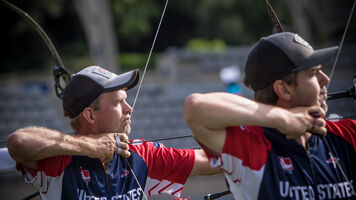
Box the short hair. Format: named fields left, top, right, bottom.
left=64, top=95, right=102, bottom=131
left=244, top=71, right=299, bottom=105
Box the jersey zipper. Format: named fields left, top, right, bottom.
left=305, top=144, right=316, bottom=181
left=105, top=172, right=110, bottom=193
left=101, top=162, right=110, bottom=194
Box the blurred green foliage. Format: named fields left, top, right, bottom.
left=193, top=0, right=291, bottom=44
left=119, top=53, right=155, bottom=71
left=111, top=0, right=161, bottom=48
left=0, top=0, right=291, bottom=73
left=186, top=38, right=227, bottom=54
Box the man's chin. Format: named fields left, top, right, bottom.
left=119, top=126, right=131, bottom=136
left=319, top=96, right=328, bottom=114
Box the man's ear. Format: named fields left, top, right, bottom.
left=273, top=80, right=293, bottom=101
left=82, top=107, right=96, bottom=125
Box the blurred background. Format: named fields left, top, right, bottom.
left=0, top=0, right=355, bottom=199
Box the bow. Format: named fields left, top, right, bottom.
left=1, top=0, right=71, bottom=99
left=1, top=0, right=168, bottom=199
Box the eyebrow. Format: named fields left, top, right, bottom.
left=116, top=91, right=127, bottom=101
left=309, top=65, right=322, bottom=71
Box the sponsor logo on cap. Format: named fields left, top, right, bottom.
left=92, top=66, right=112, bottom=79
left=294, top=34, right=313, bottom=50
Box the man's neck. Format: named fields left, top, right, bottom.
left=75, top=126, right=97, bottom=135
left=295, top=132, right=312, bottom=149
left=102, top=162, right=109, bottom=171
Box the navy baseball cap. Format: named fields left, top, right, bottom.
left=63, top=66, right=139, bottom=118
left=245, top=32, right=338, bottom=91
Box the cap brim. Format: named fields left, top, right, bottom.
left=104, top=69, right=140, bottom=92
left=293, top=46, right=338, bottom=72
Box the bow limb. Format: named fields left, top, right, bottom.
left=1, top=0, right=71, bottom=99
left=1, top=0, right=64, bottom=70
left=263, top=0, right=283, bottom=33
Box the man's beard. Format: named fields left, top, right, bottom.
left=319, top=93, right=328, bottom=115
left=120, top=125, right=131, bottom=135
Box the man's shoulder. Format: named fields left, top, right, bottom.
left=326, top=118, right=356, bottom=133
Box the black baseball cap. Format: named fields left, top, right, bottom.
left=245, top=32, right=338, bottom=91
left=63, top=66, right=139, bottom=118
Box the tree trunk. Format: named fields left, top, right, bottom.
left=74, top=0, right=119, bottom=73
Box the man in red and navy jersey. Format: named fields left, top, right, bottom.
left=184, top=32, right=356, bottom=200
left=7, top=66, right=220, bottom=200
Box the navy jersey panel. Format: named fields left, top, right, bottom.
left=258, top=128, right=356, bottom=200
left=206, top=119, right=356, bottom=200
left=18, top=140, right=194, bottom=200
left=61, top=152, right=147, bottom=200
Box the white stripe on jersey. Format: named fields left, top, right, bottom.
left=22, top=170, right=64, bottom=200
left=145, top=177, right=184, bottom=197
left=211, top=153, right=265, bottom=200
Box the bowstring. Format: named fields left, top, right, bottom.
left=131, top=0, right=169, bottom=113
left=325, top=1, right=356, bottom=196
left=327, top=0, right=356, bottom=90
left=125, top=159, right=149, bottom=200
left=127, top=1, right=169, bottom=199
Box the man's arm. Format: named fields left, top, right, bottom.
left=189, top=149, right=221, bottom=176
left=7, top=126, right=129, bottom=169
left=184, top=92, right=326, bottom=155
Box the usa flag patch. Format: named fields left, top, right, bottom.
left=80, top=167, right=90, bottom=182
left=278, top=156, right=294, bottom=174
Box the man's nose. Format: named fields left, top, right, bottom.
left=124, top=101, right=133, bottom=115
left=319, top=70, right=330, bottom=87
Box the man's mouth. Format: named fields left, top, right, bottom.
left=123, top=116, right=131, bottom=123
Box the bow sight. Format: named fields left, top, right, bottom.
left=53, top=66, right=71, bottom=99
left=328, top=75, right=356, bottom=100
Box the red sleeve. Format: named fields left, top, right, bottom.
left=19, top=156, right=72, bottom=176
left=129, top=141, right=195, bottom=184
left=18, top=155, right=72, bottom=182
left=223, top=126, right=271, bottom=170
left=197, top=126, right=271, bottom=171
left=326, top=119, right=356, bottom=150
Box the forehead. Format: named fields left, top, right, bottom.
left=305, top=64, right=321, bottom=71
left=297, top=64, right=321, bottom=74
left=100, top=89, right=127, bottom=101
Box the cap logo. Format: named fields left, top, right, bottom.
left=92, top=66, right=112, bottom=79
left=294, top=34, right=313, bottom=50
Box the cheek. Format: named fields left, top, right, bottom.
left=105, top=110, right=121, bottom=122
left=97, top=108, right=118, bottom=123
left=97, top=111, right=121, bottom=132
left=298, top=81, right=319, bottom=104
